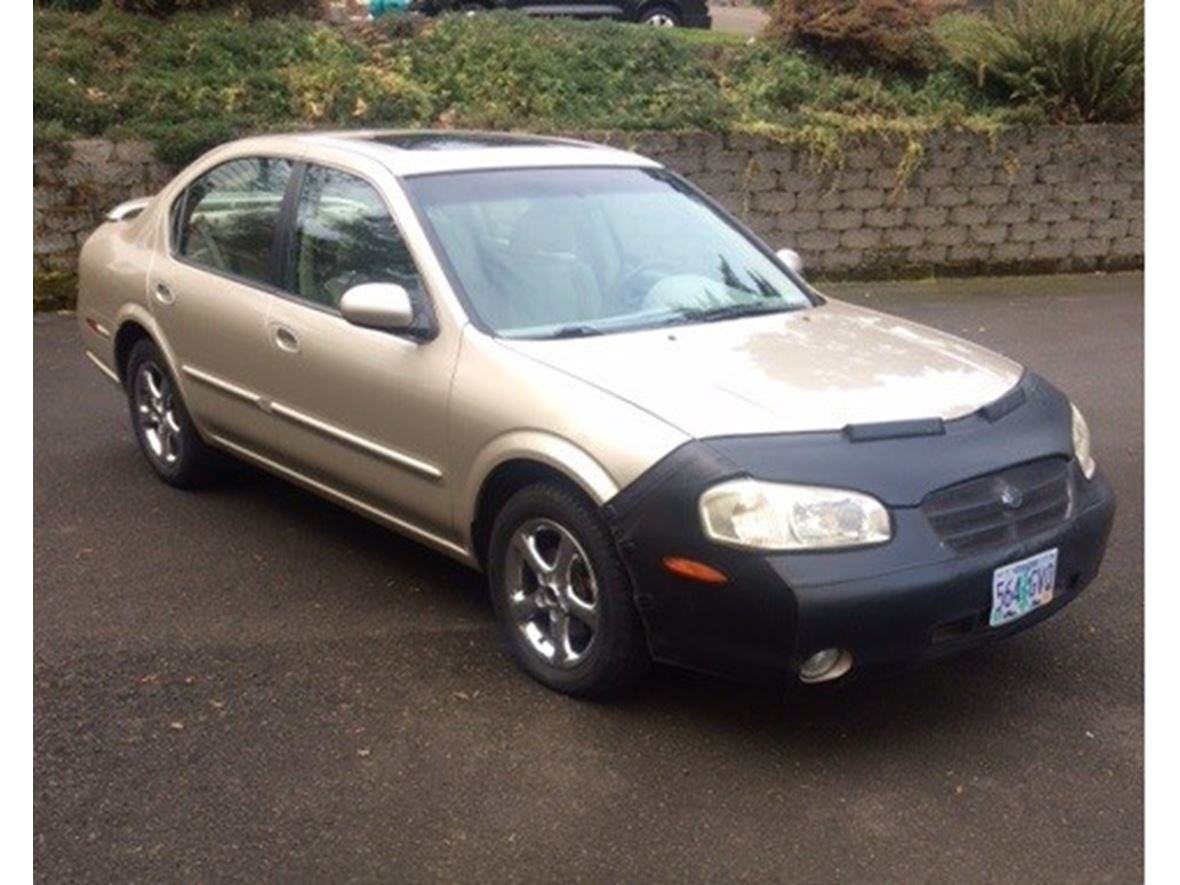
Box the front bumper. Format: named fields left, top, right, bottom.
left=603, top=373, right=1117, bottom=683
left=785, top=471, right=1114, bottom=677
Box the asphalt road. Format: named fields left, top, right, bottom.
left=34, top=273, right=1143, bottom=883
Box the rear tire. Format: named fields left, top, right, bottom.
left=638, top=5, right=680, bottom=26
left=488, top=482, right=650, bottom=696
left=125, top=339, right=216, bottom=489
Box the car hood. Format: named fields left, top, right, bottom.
left=501, top=299, right=1024, bottom=438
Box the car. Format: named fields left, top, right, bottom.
left=407, top=0, right=711, bottom=29
left=78, top=130, right=1116, bottom=697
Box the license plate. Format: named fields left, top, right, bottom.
left=990, top=548, right=1058, bottom=628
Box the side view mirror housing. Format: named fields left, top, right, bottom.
left=340, top=283, right=415, bottom=333
left=776, top=248, right=804, bottom=275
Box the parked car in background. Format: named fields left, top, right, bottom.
left=409, top=0, right=711, bottom=28
left=77, top=131, right=1114, bottom=698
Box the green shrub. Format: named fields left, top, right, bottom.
left=722, top=42, right=991, bottom=122
left=31, top=7, right=1051, bottom=169
left=398, top=13, right=733, bottom=131
left=764, top=0, right=963, bottom=72
left=35, top=1, right=104, bottom=11
left=34, top=7, right=431, bottom=164
left=936, top=0, right=1144, bottom=122
left=110, top=0, right=322, bottom=15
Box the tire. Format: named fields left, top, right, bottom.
left=488, top=482, right=651, bottom=696
left=125, top=339, right=216, bottom=489
left=638, top=5, right=680, bottom=26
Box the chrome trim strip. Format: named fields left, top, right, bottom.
left=269, top=401, right=444, bottom=482
left=180, top=365, right=263, bottom=406
left=182, top=365, right=443, bottom=480
left=207, top=433, right=470, bottom=562
left=85, top=350, right=120, bottom=386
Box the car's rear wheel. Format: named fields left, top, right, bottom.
left=638, top=5, right=680, bottom=26
left=125, top=339, right=215, bottom=488
left=488, top=482, right=650, bottom=696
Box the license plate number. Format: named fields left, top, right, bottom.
left=990, top=548, right=1058, bottom=628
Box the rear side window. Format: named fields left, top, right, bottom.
left=289, top=165, right=422, bottom=310
left=173, top=156, right=293, bottom=287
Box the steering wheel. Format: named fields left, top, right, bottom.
left=612, top=258, right=684, bottom=310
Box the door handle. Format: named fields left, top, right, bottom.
left=153, top=282, right=176, bottom=305
left=273, top=325, right=300, bottom=354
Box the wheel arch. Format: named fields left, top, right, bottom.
left=113, top=320, right=153, bottom=388
left=464, top=438, right=621, bottom=569
left=112, top=306, right=184, bottom=392
left=636, top=0, right=682, bottom=22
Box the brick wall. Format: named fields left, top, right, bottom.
left=33, top=124, right=1143, bottom=282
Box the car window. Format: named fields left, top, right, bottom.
left=174, top=157, right=293, bottom=286
left=290, top=165, right=422, bottom=310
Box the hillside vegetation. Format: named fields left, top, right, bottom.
left=33, top=7, right=1069, bottom=167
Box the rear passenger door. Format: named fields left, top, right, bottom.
left=150, top=155, right=293, bottom=457
left=258, top=162, right=461, bottom=544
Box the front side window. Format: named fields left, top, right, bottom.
left=290, top=165, right=422, bottom=310
left=404, top=167, right=814, bottom=339
left=174, top=156, right=293, bottom=287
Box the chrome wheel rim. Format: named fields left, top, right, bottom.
left=505, top=519, right=600, bottom=669
left=134, top=362, right=181, bottom=467
left=645, top=12, right=676, bottom=26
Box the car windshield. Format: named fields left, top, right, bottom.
left=404, top=167, right=814, bottom=339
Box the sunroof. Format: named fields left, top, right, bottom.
left=363, top=132, right=578, bottom=151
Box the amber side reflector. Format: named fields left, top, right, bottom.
left=85, top=317, right=111, bottom=338
left=662, top=556, right=728, bottom=585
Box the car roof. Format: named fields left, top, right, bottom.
left=239, top=130, right=662, bottom=177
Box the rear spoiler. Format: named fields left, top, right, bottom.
left=105, top=196, right=153, bottom=222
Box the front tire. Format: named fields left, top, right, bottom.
left=488, top=482, right=650, bottom=696
left=125, top=339, right=215, bottom=488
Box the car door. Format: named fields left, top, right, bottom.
left=149, top=155, right=293, bottom=458
left=259, top=161, right=461, bottom=544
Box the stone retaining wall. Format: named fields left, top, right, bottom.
left=33, top=125, right=1143, bottom=283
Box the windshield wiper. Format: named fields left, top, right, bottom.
left=548, top=324, right=604, bottom=339
left=676, top=303, right=797, bottom=324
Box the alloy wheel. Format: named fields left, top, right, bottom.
left=134, top=362, right=182, bottom=468
left=504, top=518, right=600, bottom=668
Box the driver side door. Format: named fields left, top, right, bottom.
left=256, top=162, right=462, bottom=548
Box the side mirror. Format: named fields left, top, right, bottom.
left=340, top=283, right=415, bottom=332
left=776, top=248, right=804, bottom=275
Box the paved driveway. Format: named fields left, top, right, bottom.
left=711, top=1, right=769, bottom=36
left=34, top=273, right=1143, bottom=882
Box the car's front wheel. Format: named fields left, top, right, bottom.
left=638, top=5, right=681, bottom=26
left=488, top=482, right=650, bottom=696
left=125, top=339, right=215, bottom=488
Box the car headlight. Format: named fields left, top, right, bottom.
left=699, top=479, right=891, bottom=551
left=1071, top=402, right=1096, bottom=479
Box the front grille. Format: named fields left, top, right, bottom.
left=922, top=458, right=1074, bottom=554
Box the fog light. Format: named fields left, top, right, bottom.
left=799, top=648, right=853, bottom=684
